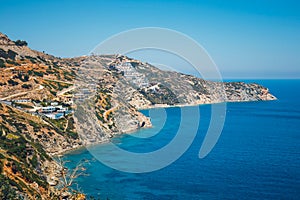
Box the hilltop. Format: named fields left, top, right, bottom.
left=0, top=32, right=276, bottom=199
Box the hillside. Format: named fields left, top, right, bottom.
left=0, top=32, right=276, bottom=199
left=0, top=102, right=83, bottom=199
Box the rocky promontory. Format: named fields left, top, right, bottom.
left=0, top=32, right=276, bottom=199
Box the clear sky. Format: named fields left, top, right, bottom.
left=0, top=0, right=299, bottom=79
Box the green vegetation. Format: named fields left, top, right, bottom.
left=45, top=115, right=78, bottom=139
left=0, top=58, right=5, bottom=68
left=0, top=153, right=5, bottom=173
left=45, top=68, right=55, bottom=74
left=2, top=135, right=28, bottom=162
left=0, top=119, right=50, bottom=197
left=14, top=40, right=28, bottom=46
left=49, top=117, right=66, bottom=130
left=30, top=142, right=51, bottom=161
left=67, top=117, right=76, bottom=131
left=68, top=131, right=78, bottom=139
left=29, top=120, right=41, bottom=132
left=30, top=155, right=38, bottom=168
left=140, top=84, right=179, bottom=105
left=0, top=49, right=18, bottom=61
left=37, top=56, right=46, bottom=63
left=6, top=59, right=20, bottom=66
left=130, top=62, right=138, bottom=67
left=33, top=70, right=44, bottom=77
left=25, top=56, right=37, bottom=64
left=7, top=79, right=19, bottom=86
left=96, top=111, right=105, bottom=123
left=63, top=70, right=75, bottom=81
left=105, top=96, right=112, bottom=110
left=7, top=50, right=18, bottom=60
left=16, top=73, right=30, bottom=82
left=0, top=161, right=3, bottom=174
left=0, top=175, right=18, bottom=199
left=21, top=83, right=32, bottom=89
left=42, top=79, right=72, bottom=91
left=190, top=79, right=209, bottom=94
left=50, top=90, right=57, bottom=96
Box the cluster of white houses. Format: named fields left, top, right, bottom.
left=9, top=99, right=72, bottom=120
left=4, top=84, right=98, bottom=119
left=40, top=102, right=71, bottom=119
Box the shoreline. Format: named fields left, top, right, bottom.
left=57, top=97, right=278, bottom=157
left=137, top=97, right=277, bottom=110
left=48, top=97, right=279, bottom=193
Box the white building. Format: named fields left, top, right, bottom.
left=14, top=99, right=31, bottom=103
left=42, top=106, right=56, bottom=113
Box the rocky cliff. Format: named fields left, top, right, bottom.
left=71, top=55, right=276, bottom=144
left=0, top=32, right=276, bottom=199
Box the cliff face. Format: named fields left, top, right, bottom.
left=0, top=32, right=277, bottom=199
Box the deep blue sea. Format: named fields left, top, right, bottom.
left=64, top=80, right=300, bottom=200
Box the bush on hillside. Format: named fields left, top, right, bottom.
left=14, top=40, right=28, bottom=46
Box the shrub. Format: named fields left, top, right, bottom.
left=6, top=59, right=20, bottom=66
left=33, top=71, right=43, bottom=77
left=68, top=131, right=78, bottom=139
left=7, top=50, right=18, bottom=60
left=7, top=79, right=19, bottom=86
left=0, top=160, right=3, bottom=173
left=23, top=74, right=29, bottom=82
left=0, top=175, right=18, bottom=199
left=14, top=40, right=28, bottom=46
left=30, top=155, right=38, bottom=168
left=0, top=58, right=5, bottom=68
left=7, top=141, right=27, bottom=162
left=50, top=90, right=57, bottom=96
left=0, top=49, right=17, bottom=60
left=21, top=84, right=32, bottom=89
left=0, top=48, right=6, bottom=58
left=37, top=56, right=46, bottom=62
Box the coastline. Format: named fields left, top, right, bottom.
left=58, top=97, right=278, bottom=157
left=60, top=79, right=300, bottom=200
left=137, top=97, right=277, bottom=110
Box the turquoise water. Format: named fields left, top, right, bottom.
left=64, top=80, right=300, bottom=199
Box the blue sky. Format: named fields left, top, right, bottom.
left=0, top=0, right=299, bottom=78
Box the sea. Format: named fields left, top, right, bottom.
left=64, top=79, right=300, bottom=200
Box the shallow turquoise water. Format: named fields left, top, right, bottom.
left=64, top=80, right=300, bottom=199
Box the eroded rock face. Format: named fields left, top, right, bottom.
left=0, top=33, right=38, bottom=59
left=0, top=33, right=15, bottom=45
left=73, top=56, right=152, bottom=144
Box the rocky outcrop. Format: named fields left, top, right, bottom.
left=71, top=55, right=276, bottom=145
left=0, top=33, right=38, bottom=59
left=78, top=55, right=276, bottom=108
left=0, top=33, right=15, bottom=46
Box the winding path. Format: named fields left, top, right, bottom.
left=0, top=85, right=44, bottom=100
